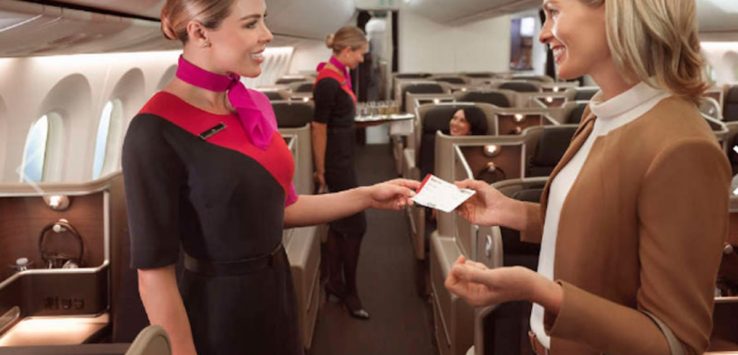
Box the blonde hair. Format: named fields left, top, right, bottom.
left=581, top=0, right=707, bottom=104
left=160, top=0, right=236, bottom=43
left=325, top=26, right=368, bottom=54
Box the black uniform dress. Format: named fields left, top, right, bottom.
left=122, top=91, right=302, bottom=355
left=313, top=69, right=367, bottom=237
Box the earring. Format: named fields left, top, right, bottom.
left=201, top=41, right=210, bottom=48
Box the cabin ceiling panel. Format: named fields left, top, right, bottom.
left=0, top=1, right=176, bottom=57
left=697, top=0, right=738, bottom=34
left=403, top=0, right=539, bottom=24
left=266, top=0, right=355, bottom=40
left=33, top=0, right=163, bottom=19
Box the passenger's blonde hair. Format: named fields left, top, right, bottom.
left=581, top=0, right=707, bottom=104
left=326, top=26, right=368, bottom=54
left=160, top=0, right=236, bottom=43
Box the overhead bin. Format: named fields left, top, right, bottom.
left=0, top=1, right=177, bottom=57
left=403, top=0, right=540, bottom=24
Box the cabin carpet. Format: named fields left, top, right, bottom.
left=308, top=143, right=437, bottom=355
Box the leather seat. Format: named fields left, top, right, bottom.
left=456, top=91, right=511, bottom=108
left=498, top=81, right=539, bottom=93
left=724, top=85, right=738, bottom=122
left=271, top=101, right=314, bottom=128
left=527, top=126, right=577, bottom=177
left=574, top=87, right=598, bottom=101
left=434, top=76, right=466, bottom=85
left=292, top=82, right=314, bottom=94
left=401, top=83, right=446, bottom=114
left=566, top=101, right=588, bottom=124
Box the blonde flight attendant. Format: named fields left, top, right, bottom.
left=123, top=1, right=418, bottom=354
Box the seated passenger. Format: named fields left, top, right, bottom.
left=449, top=108, right=488, bottom=137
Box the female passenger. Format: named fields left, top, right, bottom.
left=122, top=1, right=418, bottom=354
left=449, top=108, right=488, bottom=137
left=310, top=26, right=372, bottom=319
left=445, top=0, right=730, bottom=354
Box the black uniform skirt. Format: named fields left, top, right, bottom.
left=179, top=248, right=302, bottom=355
left=325, top=125, right=367, bottom=237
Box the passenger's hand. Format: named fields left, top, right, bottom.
left=454, top=179, right=509, bottom=226
left=366, top=178, right=420, bottom=210
left=314, top=171, right=327, bottom=193
left=444, top=255, right=538, bottom=307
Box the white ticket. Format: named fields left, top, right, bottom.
left=412, top=174, right=476, bottom=213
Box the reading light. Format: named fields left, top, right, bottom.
left=433, top=98, right=441, bottom=104
left=483, top=144, right=500, bottom=157
left=302, top=97, right=310, bottom=102
left=514, top=114, right=525, bottom=122
left=44, top=195, right=70, bottom=211
left=552, top=86, right=560, bottom=92
left=545, top=96, right=554, bottom=103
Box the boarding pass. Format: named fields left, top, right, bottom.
left=412, top=174, right=475, bottom=213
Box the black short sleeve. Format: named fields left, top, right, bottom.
left=122, top=115, right=186, bottom=269
left=313, top=78, right=340, bottom=124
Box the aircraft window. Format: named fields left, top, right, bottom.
left=92, top=100, right=122, bottom=180
left=20, top=113, right=56, bottom=182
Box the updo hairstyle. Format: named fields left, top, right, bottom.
left=160, top=0, right=237, bottom=43
left=325, top=26, right=368, bottom=54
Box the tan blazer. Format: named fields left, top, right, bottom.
left=520, top=97, right=731, bottom=354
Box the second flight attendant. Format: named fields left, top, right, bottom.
left=311, top=26, right=372, bottom=319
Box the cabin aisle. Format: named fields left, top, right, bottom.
left=308, top=143, right=437, bottom=355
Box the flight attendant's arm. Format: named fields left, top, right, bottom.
left=311, top=121, right=327, bottom=191
left=284, top=178, right=420, bottom=227
left=138, top=266, right=197, bottom=355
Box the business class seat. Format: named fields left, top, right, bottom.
left=469, top=178, right=546, bottom=355
left=291, top=81, right=315, bottom=94
left=400, top=82, right=448, bottom=113
left=454, top=90, right=513, bottom=108
left=497, top=81, right=540, bottom=93
left=124, top=326, right=171, bottom=355
left=527, top=125, right=577, bottom=177
left=276, top=77, right=308, bottom=85
left=573, top=86, right=599, bottom=101
left=433, top=76, right=468, bottom=85
left=565, top=100, right=588, bottom=124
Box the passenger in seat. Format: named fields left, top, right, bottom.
left=449, top=108, right=488, bottom=137
left=445, top=1, right=730, bottom=354
left=122, top=1, right=419, bottom=354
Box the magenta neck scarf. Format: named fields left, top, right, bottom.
left=175, top=55, right=275, bottom=149
left=316, top=56, right=352, bottom=91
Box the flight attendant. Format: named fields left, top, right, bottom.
left=311, top=26, right=372, bottom=319
left=445, top=0, right=730, bottom=354
left=122, top=1, right=418, bottom=354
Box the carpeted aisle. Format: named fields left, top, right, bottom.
left=308, top=143, right=436, bottom=355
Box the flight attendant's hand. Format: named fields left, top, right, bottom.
left=314, top=171, right=327, bottom=193
left=445, top=256, right=562, bottom=316
left=454, top=179, right=512, bottom=227
left=365, top=178, right=420, bottom=210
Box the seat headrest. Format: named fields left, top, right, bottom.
left=511, top=188, right=543, bottom=203
left=434, top=77, right=466, bottom=85
left=272, top=102, right=314, bottom=128
left=567, top=102, right=588, bottom=124
left=262, top=91, right=285, bottom=101
left=458, top=91, right=511, bottom=108
left=404, top=83, right=446, bottom=95
left=574, top=88, right=598, bottom=100
left=275, top=78, right=305, bottom=85
left=396, top=73, right=431, bottom=79
left=530, top=126, right=577, bottom=166
left=727, top=86, right=738, bottom=103
left=294, top=82, right=314, bottom=93
left=498, top=82, right=539, bottom=93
